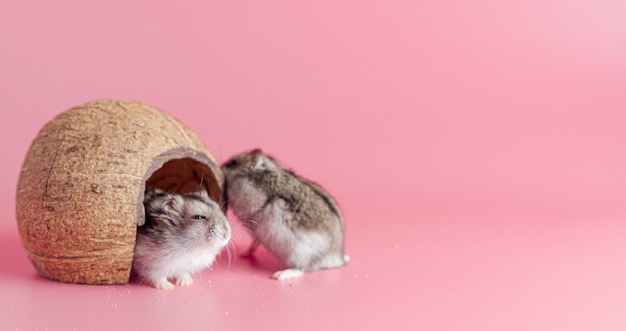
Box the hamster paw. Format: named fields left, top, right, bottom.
left=154, top=278, right=175, bottom=290
left=175, top=274, right=194, bottom=286
left=272, top=268, right=304, bottom=280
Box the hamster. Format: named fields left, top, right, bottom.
left=222, top=148, right=348, bottom=280
left=132, top=188, right=231, bottom=289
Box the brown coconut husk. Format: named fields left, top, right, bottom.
left=16, top=99, right=223, bottom=284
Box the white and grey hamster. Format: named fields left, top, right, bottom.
left=132, top=188, right=231, bottom=289
left=222, top=148, right=348, bottom=280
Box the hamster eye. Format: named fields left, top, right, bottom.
left=224, top=159, right=239, bottom=168
left=192, top=215, right=207, bottom=220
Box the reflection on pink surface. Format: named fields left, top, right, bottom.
left=2, top=208, right=625, bottom=330
left=1, top=0, right=625, bottom=329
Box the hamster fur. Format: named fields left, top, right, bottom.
left=222, top=148, right=348, bottom=280
left=132, top=188, right=231, bottom=289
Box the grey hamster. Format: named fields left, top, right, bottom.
left=132, top=188, right=231, bottom=289
left=222, top=148, right=348, bottom=280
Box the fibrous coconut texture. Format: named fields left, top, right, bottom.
left=16, top=99, right=223, bottom=284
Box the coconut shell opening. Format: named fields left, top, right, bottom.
left=141, top=153, right=224, bottom=225
left=16, top=99, right=223, bottom=285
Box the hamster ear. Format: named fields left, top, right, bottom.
left=144, top=188, right=165, bottom=201
left=253, top=154, right=269, bottom=170
left=197, top=188, right=209, bottom=198
left=251, top=149, right=269, bottom=170
left=160, top=194, right=185, bottom=215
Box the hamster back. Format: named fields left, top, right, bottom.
left=222, top=149, right=347, bottom=280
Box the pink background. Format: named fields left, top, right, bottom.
left=1, top=0, right=625, bottom=330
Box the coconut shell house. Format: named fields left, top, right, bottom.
left=16, top=99, right=223, bottom=284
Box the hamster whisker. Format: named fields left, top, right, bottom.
left=218, top=232, right=240, bottom=269
left=197, top=173, right=205, bottom=192
left=222, top=243, right=233, bottom=269
left=239, top=224, right=255, bottom=237
left=226, top=190, right=245, bottom=211
left=226, top=181, right=255, bottom=211
left=232, top=230, right=248, bottom=254
left=243, top=217, right=259, bottom=226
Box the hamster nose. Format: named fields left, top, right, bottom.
left=221, top=226, right=231, bottom=241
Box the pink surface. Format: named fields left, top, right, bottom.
left=1, top=0, right=625, bottom=330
